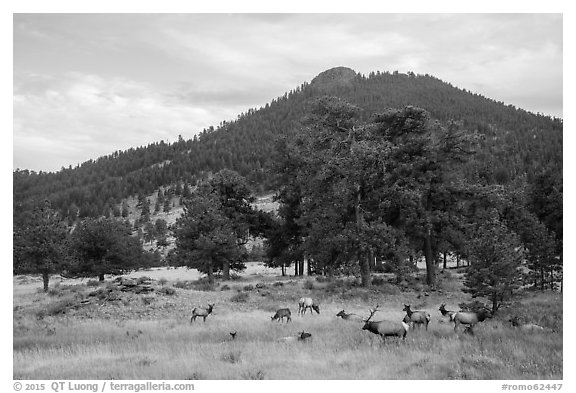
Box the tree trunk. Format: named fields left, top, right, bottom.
left=360, top=253, right=371, bottom=288
left=42, top=271, right=49, bottom=292
left=540, top=267, right=545, bottom=291
left=207, top=261, right=214, bottom=284
left=299, top=259, right=304, bottom=276
left=443, top=251, right=447, bottom=270
left=307, top=257, right=312, bottom=276
left=456, top=254, right=460, bottom=268
left=99, top=273, right=105, bottom=282
left=294, top=260, right=298, bottom=276
left=281, top=263, right=285, bottom=277
left=423, top=230, right=435, bottom=286
left=222, top=261, right=230, bottom=280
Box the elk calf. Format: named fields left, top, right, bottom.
left=190, top=304, right=214, bottom=323
left=298, top=297, right=320, bottom=316
left=271, top=308, right=292, bottom=323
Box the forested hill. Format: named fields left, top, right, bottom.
left=13, top=67, right=562, bottom=223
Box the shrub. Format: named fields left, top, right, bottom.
left=173, top=280, right=193, bottom=290
left=230, top=273, right=243, bottom=281
left=137, top=276, right=153, bottom=284
left=86, top=280, right=100, bottom=287
left=243, top=284, right=254, bottom=291
left=221, top=350, right=242, bottom=363
left=303, top=279, right=314, bottom=290
left=242, top=370, right=265, bottom=380
left=231, top=292, right=249, bottom=303
left=191, top=281, right=215, bottom=292
left=272, top=281, right=284, bottom=287
left=255, top=282, right=266, bottom=289
left=221, top=284, right=231, bottom=291
left=371, top=276, right=386, bottom=286
left=315, top=276, right=330, bottom=283
left=158, top=287, right=176, bottom=296
left=158, top=277, right=168, bottom=286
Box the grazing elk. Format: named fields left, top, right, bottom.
left=336, top=310, right=363, bottom=321
left=362, top=305, right=410, bottom=342
left=403, top=304, right=431, bottom=330
left=439, top=304, right=456, bottom=322
left=453, top=308, right=492, bottom=332
left=298, top=297, right=320, bottom=316
left=190, top=304, right=214, bottom=323
left=509, top=317, right=552, bottom=332
left=271, top=308, right=292, bottom=323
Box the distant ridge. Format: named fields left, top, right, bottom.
left=13, top=67, right=562, bottom=223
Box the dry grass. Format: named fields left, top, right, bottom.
left=13, top=268, right=562, bottom=380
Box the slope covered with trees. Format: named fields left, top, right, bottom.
left=13, top=67, right=562, bottom=227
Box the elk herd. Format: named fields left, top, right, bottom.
left=190, top=296, right=552, bottom=344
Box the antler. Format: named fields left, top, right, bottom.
left=364, top=304, right=380, bottom=322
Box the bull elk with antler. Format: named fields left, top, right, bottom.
left=361, top=305, right=410, bottom=342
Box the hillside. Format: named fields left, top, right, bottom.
left=13, top=67, right=562, bottom=224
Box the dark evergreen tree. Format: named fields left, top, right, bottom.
left=13, top=200, right=69, bottom=291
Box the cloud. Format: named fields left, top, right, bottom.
left=13, top=72, right=222, bottom=171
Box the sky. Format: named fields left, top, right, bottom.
left=13, top=13, right=563, bottom=173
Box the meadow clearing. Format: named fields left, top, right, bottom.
left=13, top=264, right=563, bottom=380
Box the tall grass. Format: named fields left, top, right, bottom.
left=13, top=275, right=562, bottom=380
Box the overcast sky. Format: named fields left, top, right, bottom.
left=13, top=13, right=563, bottom=173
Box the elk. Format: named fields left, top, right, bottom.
left=403, top=304, right=431, bottom=330
left=453, top=308, right=492, bottom=332
left=190, top=304, right=214, bottom=323
left=229, top=331, right=237, bottom=340
left=271, top=308, right=292, bottom=323
left=509, top=317, right=552, bottom=332
left=336, top=310, right=363, bottom=321
left=298, top=331, right=312, bottom=341
left=362, top=305, right=410, bottom=342
left=278, top=331, right=312, bottom=343
left=298, top=297, right=320, bottom=316
left=439, top=304, right=456, bottom=322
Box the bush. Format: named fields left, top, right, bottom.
left=86, top=280, right=100, bottom=287
left=272, top=281, right=284, bottom=287
left=158, top=277, right=168, bottom=286
left=137, top=276, right=153, bottom=284
left=158, top=287, right=176, bottom=296
left=221, top=285, right=231, bottom=291
left=315, top=276, right=330, bottom=283
left=243, top=284, right=254, bottom=291
left=231, top=292, right=249, bottom=303
left=371, top=276, right=386, bottom=286
left=173, top=280, right=194, bottom=290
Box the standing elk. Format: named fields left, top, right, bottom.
left=439, top=304, right=456, bottom=322
left=453, top=308, right=492, bottom=332
left=271, top=308, right=292, bottom=323
left=190, top=304, right=214, bottom=323
left=403, top=304, right=431, bottom=330
left=298, top=297, right=320, bottom=316
left=362, top=305, right=410, bottom=342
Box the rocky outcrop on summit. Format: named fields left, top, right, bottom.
left=310, top=66, right=358, bottom=91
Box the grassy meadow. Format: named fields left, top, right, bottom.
left=13, top=265, right=563, bottom=380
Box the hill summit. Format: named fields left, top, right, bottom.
left=310, top=66, right=357, bottom=90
